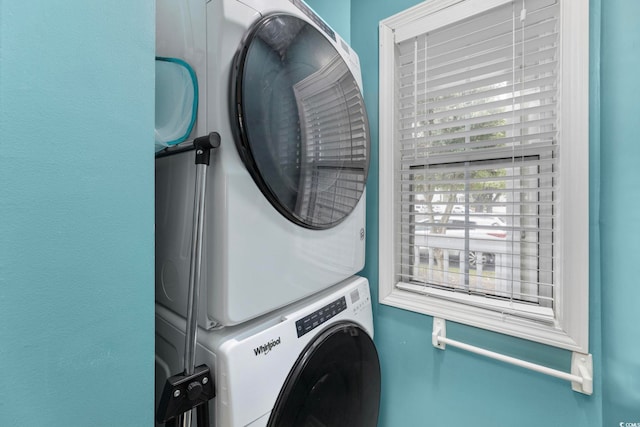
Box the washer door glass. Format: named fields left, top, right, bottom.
left=267, top=322, right=381, bottom=427
left=233, top=14, right=370, bottom=229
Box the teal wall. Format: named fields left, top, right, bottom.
left=349, top=0, right=603, bottom=423
left=306, top=0, right=351, bottom=43
left=0, top=0, right=637, bottom=425
left=319, top=0, right=631, bottom=425
left=0, top=1, right=155, bottom=426
left=600, top=0, right=640, bottom=425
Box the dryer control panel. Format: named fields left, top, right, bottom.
left=295, top=296, right=347, bottom=338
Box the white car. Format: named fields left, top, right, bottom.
left=430, top=204, right=466, bottom=214
left=414, top=204, right=429, bottom=214
left=415, top=215, right=507, bottom=266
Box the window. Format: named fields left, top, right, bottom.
left=379, top=0, right=589, bottom=351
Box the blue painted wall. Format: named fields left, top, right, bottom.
left=600, top=0, right=640, bottom=425
left=316, top=0, right=640, bottom=425
left=306, top=0, right=351, bottom=43
left=343, top=0, right=640, bottom=424
left=0, top=0, right=637, bottom=425
left=0, top=1, right=155, bottom=426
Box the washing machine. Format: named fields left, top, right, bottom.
left=155, top=0, right=370, bottom=328
left=155, top=275, right=380, bottom=427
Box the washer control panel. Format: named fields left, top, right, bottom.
left=295, top=296, right=347, bottom=338
left=350, top=286, right=371, bottom=315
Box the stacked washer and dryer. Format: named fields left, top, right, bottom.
left=155, top=0, right=380, bottom=426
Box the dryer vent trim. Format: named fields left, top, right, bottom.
left=253, top=337, right=282, bottom=356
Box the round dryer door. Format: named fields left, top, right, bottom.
left=267, top=322, right=381, bottom=427
left=232, top=14, right=370, bottom=230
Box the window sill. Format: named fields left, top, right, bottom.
left=381, top=284, right=585, bottom=352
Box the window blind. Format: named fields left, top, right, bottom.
left=395, top=0, right=560, bottom=321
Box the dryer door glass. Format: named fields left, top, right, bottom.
left=267, top=322, right=381, bottom=427
left=233, top=14, right=370, bottom=229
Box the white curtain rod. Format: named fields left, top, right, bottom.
left=431, top=318, right=593, bottom=395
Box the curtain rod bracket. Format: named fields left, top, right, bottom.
left=432, top=317, right=446, bottom=349
left=571, top=352, right=593, bottom=395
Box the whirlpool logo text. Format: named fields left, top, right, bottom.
left=253, top=337, right=282, bottom=356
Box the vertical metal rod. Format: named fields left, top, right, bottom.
left=179, top=162, right=209, bottom=427
left=463, top=162, right=470, bottom=290
left=185, top=162, right=208, bottom=375
left=178, top=407, right=192, bottom=427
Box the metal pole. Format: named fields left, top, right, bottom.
left=179, top=161, right=209, bottom=427
left=156, top=134, right=219, bottom=427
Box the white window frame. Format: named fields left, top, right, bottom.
left=378, top=0, right=589, bottom=352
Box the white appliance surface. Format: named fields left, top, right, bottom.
left=155, top=276, right=374, bottom=427
left=155, top=0, right=367, bottom=328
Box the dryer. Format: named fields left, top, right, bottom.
left=155, top=276, right=381, bottom=427
left=155, top=0, right=370, bottom=327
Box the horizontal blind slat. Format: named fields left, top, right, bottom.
left=391, top=0, right=559, bottom=316
left=398, top=62, right=558, bottom=102
left=399, top=75, right=557, bottom=112
left=422, top=0, right=559, bottom=50
left=399, top=104, right=556, bottom=135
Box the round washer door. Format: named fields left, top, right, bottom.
left=232, top=14, right=370, bottom=230
left=267, top=322, right=381, bottom=427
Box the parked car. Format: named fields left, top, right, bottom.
left=415, top=215, right=507, bottom=266
left=414, top=204, right=465, bottom=216
left=415, top=204, right=429, bottom=213
left=436, top=214, right=505, bottom=228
